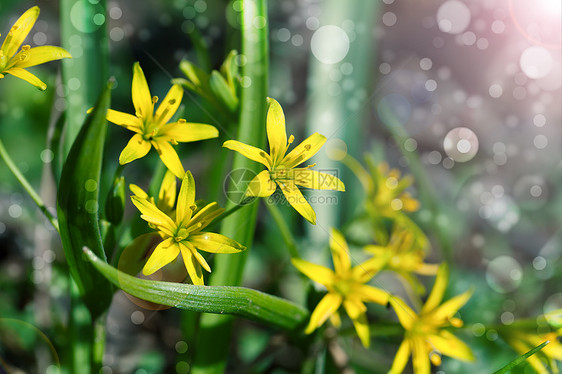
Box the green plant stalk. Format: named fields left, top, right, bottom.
left=84, top=247, right=308, bottom=329
left=305, top=0, right=381, bottom=236
left=377, top=105, right=453, bottom=261
left=192, top=0, right=269, bottom=372
left=265, top=199, right=300, bottom=259
left=68, top=279, right=92, bottom=374
left=0, top=138, right=59, bottom=232
left=60, top=0, right=109, bottom=158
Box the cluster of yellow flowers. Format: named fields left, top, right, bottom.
left=3, top=6, right=561, bottom=374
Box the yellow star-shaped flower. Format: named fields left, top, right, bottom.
left=292, top=229, right=389, bottom=347
left=223, top=98, right=345, bottom=224
left=364, top=225, right=438, bottom=294
left=389, top=264, right=474, bottom=374
left=0, top=6, right=71, bottom=90
left=130, top=171, right=246, bottom=285
left=107, top=62, right=219, bottom=177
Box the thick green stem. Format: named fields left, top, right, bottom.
left=91, top=314, right=107, bottom=372
left=265, top=199, right=300, bottom=259
left=0, top=138, right=59, bottom=232
left=191, top=0, right=269, bottom=372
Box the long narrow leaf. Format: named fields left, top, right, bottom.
left=83, top=247, right=309, bottom=330
left=57, top=82, right=114, bottom=319
left=492, top=340, right=550, bottom=374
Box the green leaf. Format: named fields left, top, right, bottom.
left=83, top=247, right=308, bottom=330
left=104, top=176, right=125, bottom=225
left=220, top=50, right=239, bottom=91
left=209, top=70, right=238, bottom=113
left=492, top=340, right=550, bottom=374
left=57, top=81, right=114, bottom=319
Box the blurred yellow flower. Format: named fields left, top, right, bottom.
left=130, top=171, right=245, bottom=285
left=364, top=225, right=438, bottom=294
left=223, top=97, right=345, bottom=224
left=502, top=326, right=562, bottom=373
left=292, top=229, right=388, bottom=347
left=106, top=62, right=218, bottom=177
left=389, top=264, right=474, bottom=374
left=0, top=6, right=71, bottom=90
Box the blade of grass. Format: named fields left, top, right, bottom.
left=492, top=340, right=549, bottom=374
left=84, top=247, right=308, bottom=330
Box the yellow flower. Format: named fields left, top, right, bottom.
left=0, top=6, right=71, bottom=90
left=364, top=225, right=438, bottom=293
left=130, top=170, right=177, bottom=215
left=369, top=162, right=419, bottom=218
left=107, top=62, right=218, bottom=178
left=502, top=326, right=562, bottom=373
left=130, top=171, right=245, bottom=285
left=389, top=264, right=474, bottom=374
left=292, top=228, right=389, bottom=347
left=223, top=98, right=345, bottom=224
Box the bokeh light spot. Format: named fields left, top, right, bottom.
left=311, top=25, right=350, bottom=64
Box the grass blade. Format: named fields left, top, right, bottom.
left=492, top=340, right=550, bottom=374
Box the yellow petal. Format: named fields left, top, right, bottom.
left=389, top=339, right=412, bottom=374
left=142, top=238, right=179, bottom=275
left=354, top=284, right=389, bottom=305
left=245, top=170, right=276, bottom=197
left=1, top=6, right=39, bottom=59
left=422, top=263, right=449, bottom=314
left=179, top=241, right=204, bottom=285
left=292, top=169, right=345, bottom=192
left=176, top=171, right=196, bottom=224
left=161, top=122, right=218, bottom=143
left=428, top=330, right=475, bottom=362
left=157, top=170, right=177, bottom=212
left=4, top=67, right=46, bottom=90
left=431, top=289, right=472, bottom=323
left=153, top=139, right=185, bottom=178
left=106, top=109, right=143, bottom=132
left=389, top=296, right=417, bottom=330
left=343, top=299, right=370, bottom=347
left=132, top=62, right=153, bottom=120
left=223, top=140, right=272, bottom=168
left=131, top=196, right=176, bottom=235
left=305, top=293, right=343, bottom=334
left=266, top=97, right=287, bottom=165
left=119, top=134, right=151, bottom=165
left=415, top=263, right=440, bottom=276
left=352, top=257, right=385, bottom=283
left=187, top=202, right=224, bottom=231
left=280, top=133, right=326, bottom=169
left=278, top=181, right=316, bottom=224
left=130, top=184, right=149, bottom=199
left=189, top=232, right=246, bottom=253
left=7, top=46, right=71, bottom=69
left=329, top=228, right=351, bottom=274
left=154, top=84, right=183, bottom=126
left=291, top=258, right=334, bottom=286
left=412, top=337, right=431, bottom=374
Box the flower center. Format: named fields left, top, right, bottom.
left=174, top=228, right=189, bottom=242
left=333, top=277, right=353, bottom=296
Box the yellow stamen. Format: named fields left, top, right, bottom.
left=152, top=96, right=159, bottom=104
left=22, top=45, right=31, bottom=51
left=430, top=351, right=442, bottom=366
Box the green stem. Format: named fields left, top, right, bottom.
left=206, top=197, right=257, bottom=230
left=191, top=0, right=269, bottom=372
left=91, top=314, right=107, bottom=372
left=0, top=138, right=59, bottom=232
left=265, top=198, right=300, bottom=259
left=378, top=106, right=453, bottom=261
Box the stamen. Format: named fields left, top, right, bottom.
left=22, top=45, right=31, bottom=51
left=304, top=144, right=311, bottom=151
left=152, top=96, right=159, bottom=104
left=288, top=135, right=294, bottom=144
left=429, top=351, right=442, bottom=366
left=190, top=205, right=197, bottom=211
left=178, top=118, right=186, bottom=124
left=170, top=139, right=178, bottom=145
